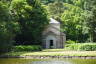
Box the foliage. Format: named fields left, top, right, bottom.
left=13, top=45, right=42, bottom=52
left=65, top=43, right=96, bottom=51
left=61, top=3, right=91, bottom=42
left=65, top=43, right=80, bottom=50
left=46, top=1, right=64, bottom=21
left=0, top=0, right=96, bottom=54
left=42, top=0, right=96, bottom=43
left=41, top=0, right=72, bottom=4
left=87, top=1, right=96, bottom=42
left=79, top=43, right=96, bottom=51
left=0, top=1, right=19, bottom=53
left=41, top=0, right=60, bottom=4
left=66, top=40, right=77, bottom=44
left=11, top=0, right=49, bottom=45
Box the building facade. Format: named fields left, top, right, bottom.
left=42, top=18, right=66, bottom=49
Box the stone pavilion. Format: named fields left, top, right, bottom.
left=42, top=18, right=66, bottom=49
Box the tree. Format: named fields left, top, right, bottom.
left=0, top=1, right=19, bottom=53
left=42, top=0, right=96, bottom=42
left=11, top=0, right=49, bottom=45
left=61, top=3, right=89, bottom=42
left=47, top=1, right=65, bottom=21
left=86, top=0, right=96, bottom=42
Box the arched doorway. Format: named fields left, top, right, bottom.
left=46, top=35, right=56, bottom=49
left=50, top=40, right=54, bottom=48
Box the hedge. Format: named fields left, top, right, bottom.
left=65, top=43, right=96, bottom=51
left=13, top=45, right=42, bottom=52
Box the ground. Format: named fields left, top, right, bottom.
left=3, top=49, right=96, bottom=57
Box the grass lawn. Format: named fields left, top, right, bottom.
left=3, top=49, right=96, bottom=57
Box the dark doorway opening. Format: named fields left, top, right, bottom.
left=50, top=40, right=53, bottom=48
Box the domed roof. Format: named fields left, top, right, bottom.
left=50, top=18, right=60, bottom=24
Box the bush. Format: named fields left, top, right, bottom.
left=65, top=43, right=96, bottom=51
left=0, top=42, right=13, bottom=53
left=13, top=45, right=42, bottom=52
left=65, top=43, right=80, bottom=50
left=79, top=43, right=96, bottom=51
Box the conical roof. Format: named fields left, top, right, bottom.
left=50, top=18, right=60, bottom=24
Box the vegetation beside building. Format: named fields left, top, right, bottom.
left=65, top=43, right=96, bottom=51
left=0, top=0, right=96, bottom=54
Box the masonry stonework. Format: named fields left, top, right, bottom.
left=42, top=18, right=66, bottom=49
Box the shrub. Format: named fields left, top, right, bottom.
left=65, top=43, right=80, bottom=50
left=0, top=42, right=13, bottom=53
left=79, top=43, right=96, bottom=51
left=13, top=45, right=42, bottom=52
left=65, top=43, right=96, bottom=51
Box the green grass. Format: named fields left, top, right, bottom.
left=42, top=49, right=66, bottom=52
left=21, top=51, right=96, bottom=56
left=2, top=49, right=96, bottom=57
